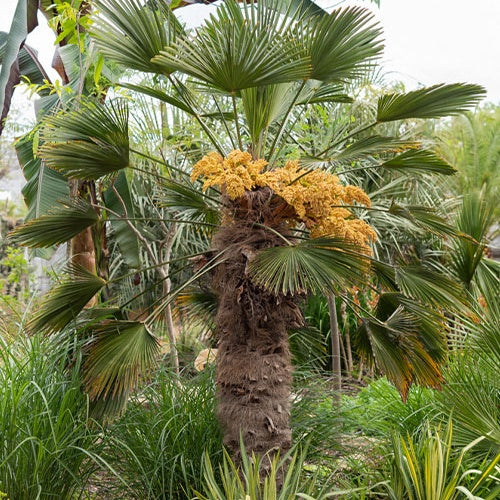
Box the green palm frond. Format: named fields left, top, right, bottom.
left=153, top=0, right=310, bottom=92
left=248, top=237, right=370, bottom=296
left=357, top=293, right=446, bottom=400
left=39, top=99, right=129, bottom=179
left=377, top=83, right=486, bottom=122
left=332, top=136, right=418, bottom=164
left=386, top=204, right=462, bottom=239
left=103, top=171, right=141, bottom=269
left=118, top=82, right=193, bottom=114
left=28, top=266, right=107, bottom=334
left=241, top=83, right=295, bottom=146
left=451, top=191, right=495, bottom=288
left=302, top=6, right=383, bottom=82
left=395, top=265, right=467, bottom=311
left=82, top=321, right=160, bottom=408
left=297, top=81, right=353, bottom=104
left=159, top=178, right=220, bottom=227
left=92, top=0, right=183, bottom=74
left=381, top=149, right=456, bottom=175
left=9, top=198, right=99, bottom=248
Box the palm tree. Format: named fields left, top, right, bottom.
left=10, top=0, right=484, bottom=470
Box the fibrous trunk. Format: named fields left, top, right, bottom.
left=212, top=188, right=303, bottom=475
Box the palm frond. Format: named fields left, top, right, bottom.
left=82, top=321, right=160, bottom=407
left=381, top=149, right=456, bottom=175
left=302, top=6, right=383, bottom=83
left=28, top=266, right=107, bottom=334
left=297, top=82, right=353, bottom=105
left=153, top=0, right=310, bottom=92
left=248, top=237, right=370, bottom=296
left=118, top=82, right=192, bottom=114
left=357, top=292, right=446, bottom=400
left=388, top=204, right=462, bottom=239
left=241, top=83, right=295, bottom=146
left=9, top=198, right=98, bottom=248
left=395, top=265, right=467, bottom=311
left=16, top=133, right=69, bottom=222
left=377, top=83, right=486, bottom=122
left=39, top=99, right=129, bottom=179
left=92, top=0, right=183, bottom=74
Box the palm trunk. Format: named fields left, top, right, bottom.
left=212, top=189, right=302, bottom=476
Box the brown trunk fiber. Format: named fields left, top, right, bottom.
left=212, top=188, right=303, bottom=476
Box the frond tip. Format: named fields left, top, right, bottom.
left=377, top=83, right=486, bottom=122
left=28, top=266, right=107, bottom=335
left=8, top=198, right=99, bottom=248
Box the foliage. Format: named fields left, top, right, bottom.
left=104, top=365, right=222, bottom=499
left=386, top=421, right=500, bottom=500
left=342, top=377, right=439, bottom=437
left=0, top=334, right=105, bottom=499
left=194, top=444, right=366, bottom=500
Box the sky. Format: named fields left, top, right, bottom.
left=0, top=0, right=499, bottom=102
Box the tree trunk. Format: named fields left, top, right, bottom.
left=212, top=189, right=303, bottom=477
left=327, top=294, right=342, bottom=405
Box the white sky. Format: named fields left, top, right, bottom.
left=0, top=0, right=499, bottom=103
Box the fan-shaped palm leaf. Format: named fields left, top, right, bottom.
left=377, top=83, right=486, bottom=122
left=248, top=237, right=370, bottom=296
left=153, top=0, right=310, bottom=92
left=28, top=265, right=107, bottom=334
left=301, top=6, right=383, bottom=82
left=357, top=293, right=445, bottom=400
left=82, top=320, right=160, bottom=405
left=16, top=133, right=69, bottom=223
left=395, top=265, right=467, bottom=311
left=381, top=149, right=456, bottom=175
left=92, top=0, right=183, bottom=74
left=8, top=198, right=98, bottom=248
left=39, top=99, right=129, bottom=179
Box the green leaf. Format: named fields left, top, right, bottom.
left=153, top=0, right=311, bottom=92
left=248, top=237, right=370, bottom=296
left=0, top=0, right=39, bottom=135
left=8, top=198, right=99, bottom=248
left=377, top=83, right=486, bottom=122
left=395, top=265, right=467, bottom=311
left=301, top=6, right=383, bottom=83
left=16, top=132, right=69, bottom=221
left=28, top=265, right=107, bottom=334
left=82, top=320, right=160, bottom=406
left=39, top=99, right=129, bottom=179
left=118, top=82, right=193, bottom=114
left=357, top=293, right=445, bottom=400
left=92, top=0, right=183, bottom=74
left=103, top=171, right=141, bottom=269
left=381, top=149, right=456, bottom=175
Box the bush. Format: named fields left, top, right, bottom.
left=0, top=334, right=104, bottom=499
left=342, top=377, right=439, bottom=437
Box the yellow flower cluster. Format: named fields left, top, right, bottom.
left=191, top=150, right=376, bottom=249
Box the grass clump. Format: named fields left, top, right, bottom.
left=105, top=365, right=222, bottom=499
left=0, top=334, right=104, bottom=499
